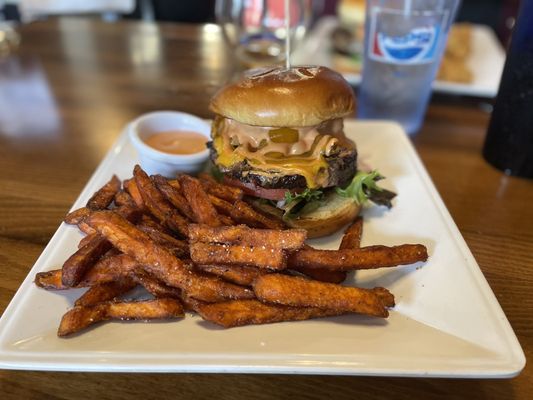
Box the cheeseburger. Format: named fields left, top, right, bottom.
left=209, top=66, right=394, bottom=238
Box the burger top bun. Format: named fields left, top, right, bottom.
left=209, top=66, right=356, bottom=127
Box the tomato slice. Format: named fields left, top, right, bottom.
left=223, top=177, right=304, bottom=201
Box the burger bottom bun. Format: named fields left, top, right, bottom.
left=252, top=192, right=361, bottom=239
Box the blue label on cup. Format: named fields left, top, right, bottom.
left=368, top=8, right=448, bottom=65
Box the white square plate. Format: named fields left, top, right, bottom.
left=0, top=120, right=525, bottom=376
left=292, top=17, right=506, bottom=98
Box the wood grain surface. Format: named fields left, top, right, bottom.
left=0, top=18, right=531, bottom=399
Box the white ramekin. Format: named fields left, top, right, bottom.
left=128, top=111, right=211, bottom=177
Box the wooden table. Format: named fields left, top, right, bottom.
left=0, top=18, right=531, bottom=399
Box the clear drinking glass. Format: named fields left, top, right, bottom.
left=215, top=0, right=313, bottom=68
left=0, top=2, right=20, bottom=57
left=358, top=0, right=460, bottom=135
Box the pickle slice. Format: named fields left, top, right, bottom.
left=268, top=128, right=299, bottom=143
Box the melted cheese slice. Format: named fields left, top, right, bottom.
left=212, top=117, right=352, bottom=188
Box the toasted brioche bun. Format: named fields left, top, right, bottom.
left=209, top=66, right=355, bottom=127
left=252, top=192, right=361, bottom=239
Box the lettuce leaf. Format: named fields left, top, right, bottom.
left=282, top=188, right=324, bottom=220
left=336, top=170, right=396, bottom=208
left=284, top=188, right=323, bottom=205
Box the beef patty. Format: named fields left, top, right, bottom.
left=208, top=142, right=357, bottom=190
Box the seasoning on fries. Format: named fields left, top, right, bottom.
left=35, top=164, right=429, bottom=336
left=133, top=165, right=189, bottom=237
left=74, top=279, right=137, bottom=307
left=178, top=174, right=223, bottom=227
left=190, top=242, right=287, bottom=270
left=339, top=216, right=364, bottom=250
left=193, top=264, right=268, bottom=287
left=288, top=244, right=428, bottom=271
left=57, top=298, right=184, bottom=337
left=86, top=174, right=121, bottom=211
left=188, top=224, right=306, bottom=249
left=64, top=207, right=91, bottom=225
left=198, top=172, right=243, bottom=202
left=195, top=299, right=345, bottom=328
left=131, top=268, right=183, bottom=299
left=86, top=210, right=254, bottom=302
left=253, top=274, right=391, bottom=318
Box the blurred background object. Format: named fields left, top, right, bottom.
left=0, top=0, right=20, bottom=56
left=17, top=0, right=135, bottom=21
left=151, top=0, right=216, bottom=22
left=0, top=1, right=521, bottom=41
left=330, top=0, right=512, bottom=82
left=0, top=23, right=20, bottom=56
left=0, top=0, right=521, bottom=91
left=332, top=0, right=519, bottom=44
left=215, top=0, right=313, bottom=69
left=435, top=23, right=473, bottom=83
left=292, top=0, right=508, bottom=99
left=482, top=0, right=533, bottom=178
left=356, top=0, right=461, bottom=134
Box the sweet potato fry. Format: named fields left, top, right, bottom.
left=79, top=253, right=141, bottom=286
left=61, top=235, right=112, bottom=287
left=198, top=172, right=243, bottom=202
left=36, top=258, right=132, bottom=290
left=236, top=199, right=285, bottom=229
left=179, top=174, right=223, bottom=227
left=372, top=287, right=396, bottom=308
left=58, top=298, right=184, bottom=337
left=133, top=165, right=189, bottom=237
left=123, top=178, right=145, bottom=210
left=35, top=269, right=82, bottom=290
left=114, top=190, right=137, bottom=208
left=290, top=218, right=363, bottom=284
left=190, top=242, right=287, bottom=270
left=78, top=221, right=96, bottom=236
left=289, top=244, right=429, bottom=271
left=188, top=224, right=306, bottom=249
left=64, top=207, right=90, bottom=225
left=339, top=216, right=363, bottom=250
left=132, top=167, right=172, bottom=223
left=136, top=224, right=189, bottom=258
left=86, top=175, right=121, bottom=210
left=206, top=194, right=237, bottom=216
left=62, top=206, right=142, bottom=287
left=209, top=195, right=284, bottom=230
left=138, top=214, right=165, bottom=231
left=78, top=232, right=98, bottom=249
left=86, top=210, right=254, bottom=302
left=74, top=278, right=137, bottom=307
left=253, top=274, right=391, bottom=318
left=196, top=299, right=347, bottom=328
left=152, top=174, right=195, bottom=221
left=179, top=294, right=207, bottom=313
left=286, top=244, right=347, bottom=284
left=132, top=269, right=182, bottom=299
left=308, top=217, right=363, bottom=283
left=219, top=214, right=236, bottom=226
left=194, top=264, right=268, bottom=287
left=167, top=179, right=180, bottom=190
left=291, top=266, right=348, bottom=284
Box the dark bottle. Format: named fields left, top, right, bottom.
left=483, top=0, right=533, bottom=178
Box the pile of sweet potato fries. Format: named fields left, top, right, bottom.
left=34, top=165, right=428, bottom=336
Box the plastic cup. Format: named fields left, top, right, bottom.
left=357, top=0, right=460, bottom=135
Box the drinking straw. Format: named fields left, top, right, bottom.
left=404, top=0, right=412, bottom=15
left=285, top=0, right=290, bottom=69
